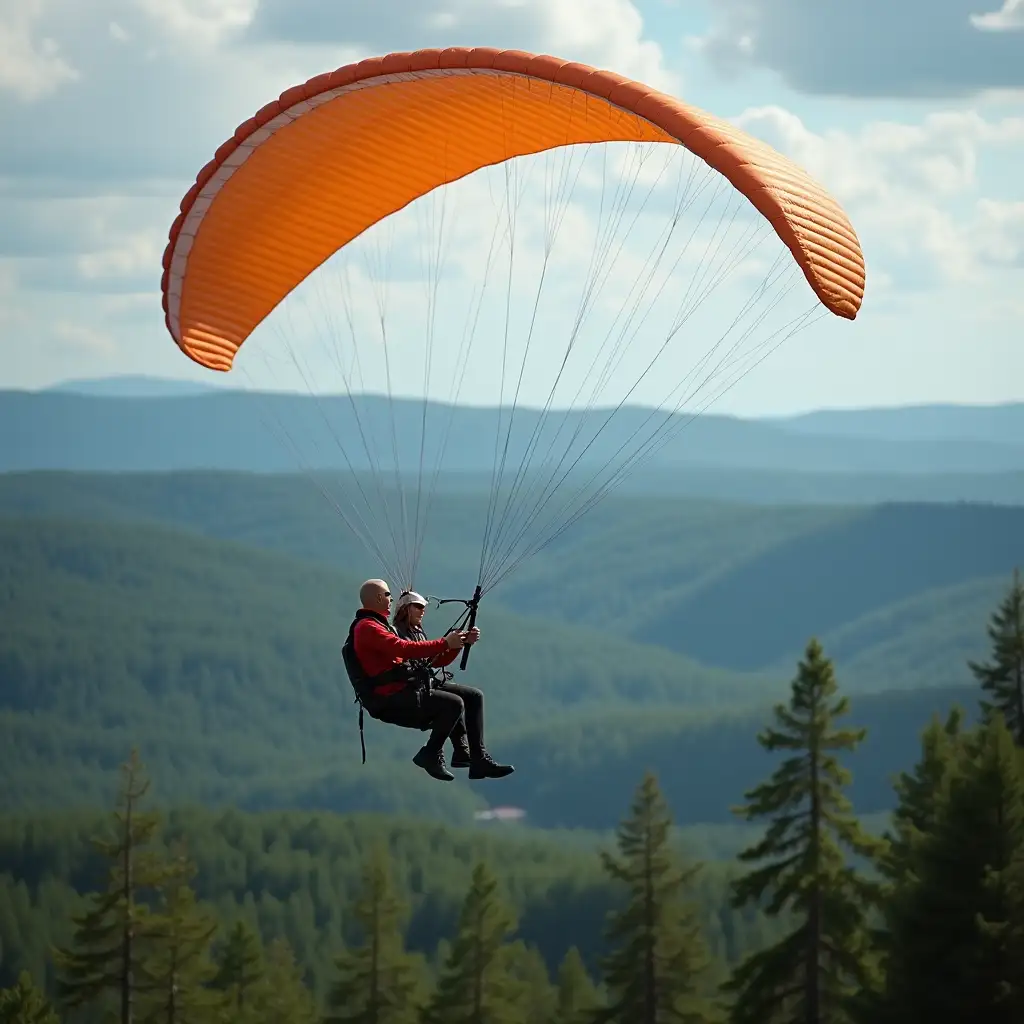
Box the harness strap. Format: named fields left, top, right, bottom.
left=358, top=703, right=366, bottom=764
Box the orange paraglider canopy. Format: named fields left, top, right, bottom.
left=161, top=47, right=865, bottom=373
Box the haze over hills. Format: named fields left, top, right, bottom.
left=42, top=374, right=1024, bottom=440
left=775, top=402, right=1024, bottom=442
left=5, top=385, right=1024, bottom=484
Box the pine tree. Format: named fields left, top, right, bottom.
left=138, top=848, right=219, bottom=1024
left=52, top=748, right=176, bottom=1024
left=325, top=845, right=427, bottom=1024
left=501, top=940, right=556, bottom=1022
left=596, top=771, right=718, bottom=1024
left=210, top=919, right=263, bottom=1018
left=865, top=705, right=966, bottom=1021
left=879, top=705, right=965, bottom=895
left=723, top=639, right=885, bottom=1024
left=970, top=568, right=1024, bottom=745
left=421, top=861, right=519, bottom=1024
left=553, top=947, right=602, bottom=1024
left=255, top=938, right=319, bottom=1024
left=878, top=714, right=1024, bottom=1023
left=0, top=971, right=59, bottom=1024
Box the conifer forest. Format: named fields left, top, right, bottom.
left=3, top=551, right=1022, bottom=1023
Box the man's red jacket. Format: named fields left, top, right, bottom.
left=352, top=611, right=456, bottom=681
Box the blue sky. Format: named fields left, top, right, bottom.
left=1, top=0, right=1022, bottom=415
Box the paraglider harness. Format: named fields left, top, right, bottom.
left=341, top=588, right=482, bottom=763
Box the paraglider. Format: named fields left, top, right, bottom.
left=160, top=47, right=866, bottom=769
left=162, top=47, right=863, bottom=370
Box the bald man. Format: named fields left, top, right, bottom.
left=343, top=579, right=514, bottom=782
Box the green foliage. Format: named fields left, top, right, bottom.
left=421, top=861, right=520, bottom=1024
left=878, top=714, right=1024, bottom=1023
left=723, top=640, right=885, bottom=1024
left=553, top=947, right=602, bottom=1024
left=596, top=772, right=719, bottom=1024
left=0, top=972, right=59, bottom=1024
left=881, top=706, right=965, bottom=882
left=210, top=921, right=262, bottom=1014
left=50, top=750, right=181, bottom=1023
left=252, top=938, right=319, bottom=1024
left=325, top=844, right=428, bottom=1024
left=137, top=852, right=219, bottom=1024
left=970, top=567, right=1024, bottom=745
left=501, top=941, right=557, bottom=1022
left=0, top=804, right=783, bottom=1003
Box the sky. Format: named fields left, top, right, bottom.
left=1, top=0, right=1022, bottom=415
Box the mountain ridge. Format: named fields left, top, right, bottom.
left=5, top=388, right=1024, bottom=476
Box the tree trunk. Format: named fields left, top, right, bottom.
left=122, top=794, right=134, bottom=1024
left=807, top=696, right=821, bottom=1024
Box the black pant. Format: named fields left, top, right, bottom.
left=366, top=681, right=485, bottom=755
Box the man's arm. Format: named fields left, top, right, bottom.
left=431, top=646, right=461, bottom=668
left=355, top=618, right=451, bottom=662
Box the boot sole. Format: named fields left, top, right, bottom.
left=468, top=767, right=516, bottom=780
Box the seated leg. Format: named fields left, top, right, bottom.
left=434, top=681, right=514, bottom=779
left=411, top=688, right=465, bottom=782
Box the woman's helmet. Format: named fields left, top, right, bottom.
left=395, top=590, right=427, bottom=612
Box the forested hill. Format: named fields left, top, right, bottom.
left=0, top=797, right=786, bottom=1001
left=2, top=470, right=1019, bottom=683
left=0, top=513, right=982, bottom=827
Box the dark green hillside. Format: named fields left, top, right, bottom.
left=0, top=516, right=753, bottom=724
left=0, top=513, right=989, bottom=828
left=2, top=472, right=1019, bottom=684
left=0, top=516, right=763, bottom=818
left=626, top=502, right=1024, bottom=670
left=480, top=685, right=977, bottom=828
left=817, top=576, right=1009, bottom=690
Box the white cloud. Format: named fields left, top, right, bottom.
left=697, top=0, right=1024, bottom=98
left=248, top=0, right=677, bottom=92
left=133, top=0, right=257, bottom=48
left=76, top=229, right=164, bottom=284
left=53, top=319, right=117, bottom=355
left=974, top=199, right=1024, bottom=263
left=0, top=0, right=79, bottom=101
left=971, top=0, right=1024, bottom=31
left=734, top=105, right=1024, bottom=285
left=531, top=0, right=676, bottom=91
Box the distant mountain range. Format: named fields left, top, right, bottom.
left=5, top=382, right=1023, bottom=494
left=774, top=403, right=1024, bottom=443
left=44, top=374, right=226, bottom=397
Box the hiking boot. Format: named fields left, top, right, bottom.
left=450, top=742, right=472, bottom=769
left=468, top=749, right=515, bottom=780
left=413, top=746, right=454, bottom=782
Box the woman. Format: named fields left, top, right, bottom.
left=392, top=590, right=514, bottom=780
